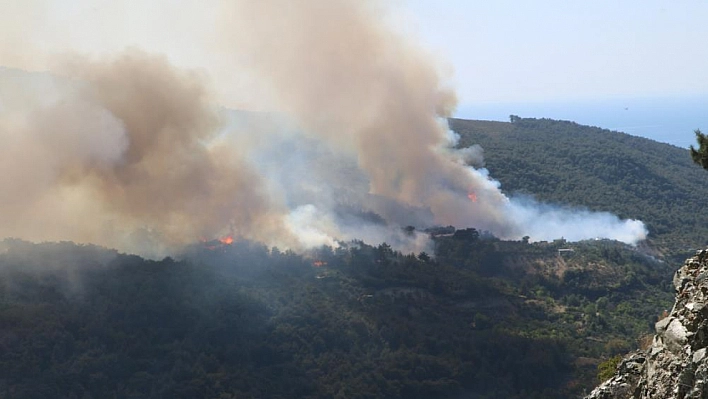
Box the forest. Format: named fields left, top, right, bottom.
left=1, top=116, right=701, bottom=398
left=0, top=232, right=673, bottom=398
left=450, top=116, right=708, bottom=260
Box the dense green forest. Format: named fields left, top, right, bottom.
left=0, top=234, right=673, bottom=398
left=2, top=117, right=700, bottom=397
left=450, top=117, right=708, bottom=259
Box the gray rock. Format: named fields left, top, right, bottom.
left=665, top=319, right=689, bottom=353
left=585, top=249, right=708, bottom=399
left=656, top=317, right=671, bottom=335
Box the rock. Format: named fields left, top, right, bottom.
left=656, top=317, right=671, bottom=335
left=585, top=249, right=708, bottom=399
left=664, top=319, right=689, bottom=353
left=585, top=353, right=645, bottom=399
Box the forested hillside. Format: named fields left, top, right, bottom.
left=0, top=237, right=673, bottom=398
left=450, top=117, right=708, bottom=258
left=2, top=117, right=700, bottom=398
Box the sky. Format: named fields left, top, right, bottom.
left=398, top=0, right=708, bottom=147
left=1, top=0, right=707, bottom=147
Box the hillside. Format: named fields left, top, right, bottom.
left=0, top=237, right=674, bottom=398
left=0, top=116, right=698, bottom=398
left=450, top=117, right=708, bottom=257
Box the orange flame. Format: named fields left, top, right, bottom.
left=467, top=192, right=477, bottom=202
left=219, top=236, right=234, bottom=245
left=312, top=260, right=327, bottom=267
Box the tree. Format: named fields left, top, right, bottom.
left=452, top=228, right=479, bottom=241
left=417, top=252, right=431, bottom=262
left=690, top=129, right=708, bottom=170
left=597, top=355, right=622, bottom=382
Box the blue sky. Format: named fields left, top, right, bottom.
left=399, top=1, right=708, bottom=146
left=401, top=0, right=708, bottom=103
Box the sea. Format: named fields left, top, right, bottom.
left=455, top=95, right=708, bottom=149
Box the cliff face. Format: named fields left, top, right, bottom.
left=586, top=250, right=708, bottom=399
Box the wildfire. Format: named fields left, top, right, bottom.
left=312, top=260, right=327, bottom=267
left=219, top=236, right=234, bottom=245
left=202, top=235, right=235, bottom=251
left=467, top=192, right=477, bottom=202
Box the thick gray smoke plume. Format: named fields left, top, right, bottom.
left=0, top=0, right=646, bottom=256
left=0, top=54, right=290, bottom=257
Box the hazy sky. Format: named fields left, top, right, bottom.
left=400, top=0, right=708, bottom=104
left=1, top=0, right=706, bottom=146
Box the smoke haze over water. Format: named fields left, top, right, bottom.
left=0, top=0, right=646, bottom=257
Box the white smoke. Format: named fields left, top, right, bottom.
left=505, top=196, right=647, bottom=244
left=221, top=110, right=647, bottom=248
left=0, top=0, right=648, bottom=256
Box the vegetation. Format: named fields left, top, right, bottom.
left=2, top=117, right=700, bottom=397
left=597, top=355, right=622, bottom=382
left=450, top=117, right=708, bottom=259
left=0, top=235, right=674, bottom=398
left=690, top=129, right=708, bottom=170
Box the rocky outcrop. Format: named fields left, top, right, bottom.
left=585, top=249, right=708, bottom=399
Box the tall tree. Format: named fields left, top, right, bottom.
left=690, top=129, right=708, bottom=170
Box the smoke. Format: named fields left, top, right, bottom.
left=505, top=196, right=647, bottom=243
left=0, top=0, right=646, bottom=256
left=0, top=52, right=292, bottom=257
